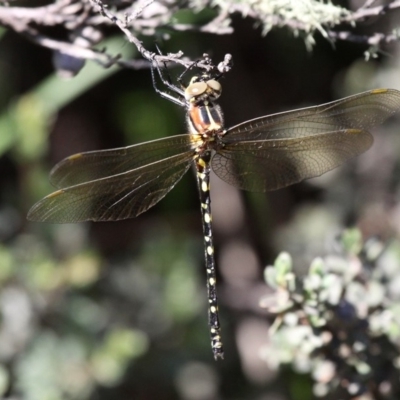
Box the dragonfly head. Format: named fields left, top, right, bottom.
left=185, top=75, right=222, bottom=103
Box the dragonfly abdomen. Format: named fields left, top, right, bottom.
left=196, top=151, right=224, bottom=360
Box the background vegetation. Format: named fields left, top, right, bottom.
left=0, top=0, right=400, bottom=399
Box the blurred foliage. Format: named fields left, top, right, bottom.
left=113, top=90, right=181, bottom=142
left=172, top=8, right=218, bottom=25
left=262, top=230, right=400, bottom=399
left=0, top=225, right=203, bottom=399
left=0, top=36, right=134, bottom=158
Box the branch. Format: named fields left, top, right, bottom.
left=21, top=25, right=149, bottom=70
left=328, top=29, right=400, bottom=46
left=0, top=0, right=89, bottom=31
left=0, top=0, right=399, bottom=74
left=88, top=0, right=233, bottom=73
left=345, top=0, right=400, bottom=22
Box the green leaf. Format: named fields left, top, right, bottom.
left=341, top=228, right=363, bottom=255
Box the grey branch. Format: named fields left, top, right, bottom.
left=0, top=0, right=399, bottom=73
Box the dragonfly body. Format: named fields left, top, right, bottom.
left=186, top=77, right=226, bottom=359
left=28, top=62, right=400, bottom=360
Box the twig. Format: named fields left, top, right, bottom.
left=345, top=0, right=400, bottom=22
left=0, top=0, right=399, bottom=72
left=88, top=0, right=232, bottom=73
left=21, top=25, right=149, bottom=69
left=328, top=30, right=400, bottom=46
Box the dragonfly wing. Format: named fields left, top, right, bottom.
left=212, top=129, right=373, bottom=192
left=28, top=152, right=194, bottom=223
left=50, top=134, right=197, bottom=188
left=224, top=89, right=400, bottom=142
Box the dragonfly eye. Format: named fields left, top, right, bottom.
left=185, top=79, right=222, bottom=102
left=206, top=79, right=222, bottom=100
left=185, top=81, right=208, bottom=101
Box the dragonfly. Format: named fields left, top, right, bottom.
left=28, top=53, right=400, bottom=360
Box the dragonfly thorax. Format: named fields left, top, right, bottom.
left=187, top=101, right=224, bottom=139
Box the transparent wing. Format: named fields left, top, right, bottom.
left=212, top=89, right=400, bottom=191
left=50, top=134, right=198, bottom=188
left=223, top=89, right=400, bottom=142
left=212, top=129, right=373, bottom=191
left=28, top=152, right=194, bottom=223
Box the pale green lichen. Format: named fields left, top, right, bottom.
left=207, top=0, right=350, bottom=48
left=261, top=229, right=400, bottom=398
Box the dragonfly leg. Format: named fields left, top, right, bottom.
left=150, top=53, right=187, bottom=106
